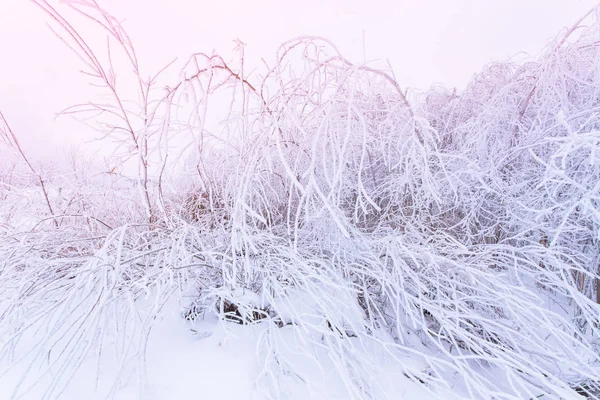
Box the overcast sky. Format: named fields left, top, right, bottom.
left=0, top=0, right=597, bottom=163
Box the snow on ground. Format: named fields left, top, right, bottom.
left=0, top=292, right=436, bottom=400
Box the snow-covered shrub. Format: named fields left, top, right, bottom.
left=1, top=1, right=599, bottom=399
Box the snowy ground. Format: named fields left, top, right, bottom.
left=3, top=282, right=595, bottom=400
left=0, top=291, right=437, bottom=400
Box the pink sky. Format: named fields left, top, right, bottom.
left=0, top=0, right=597, bottom=162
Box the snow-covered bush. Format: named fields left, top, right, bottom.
left=1, top=1, right=599, bottom=399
